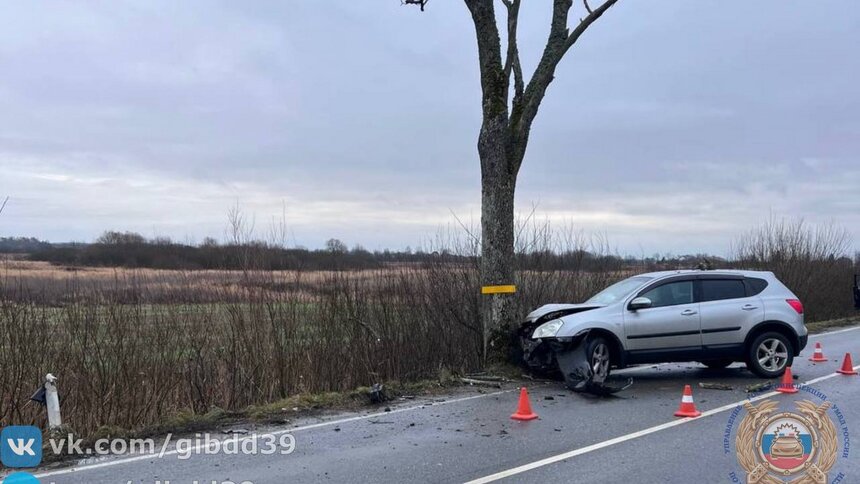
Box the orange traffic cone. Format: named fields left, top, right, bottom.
left=809, top=342, right=828, bottom=362
left=510, top=387, right=538, bottom=421
left=777, top=367, right=798, bottom=393
left=673, top=385, right=701, bottom=418
left=837, top=353, right=858, bottom=375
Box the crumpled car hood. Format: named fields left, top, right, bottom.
left=524, top=303, right=605, bottom=323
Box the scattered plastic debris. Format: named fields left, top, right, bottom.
left=460, top=377, right=502, bottom=388
left=369, top=383, right=387, bottom=404
left=698, top=382, right=733, bottom=391
left=745, top=382, right=771, bottom=393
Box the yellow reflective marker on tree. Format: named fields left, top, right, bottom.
left=481, top=285, right=516, bottom=295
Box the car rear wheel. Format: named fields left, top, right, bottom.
left=586, top=337, right=612, bottom=382
left=746, top=332, right=793, bottom=378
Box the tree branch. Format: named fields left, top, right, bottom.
left=509, top=0, right=572, bottom=162
left=564, top=0, right=618, bottom=54
left=464, top=0, right=508, bottom=120
left=501, top=0, right=524, bottom=107
left=0, top=196, right=8, bottom=217
left=511, top=0, right=619, bottom=169
left=402, top=0, right=429, bottom=11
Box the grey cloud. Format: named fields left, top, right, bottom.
left=1, top=1, right=858, bottom=255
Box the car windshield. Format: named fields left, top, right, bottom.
left=585, top=276, right=653, bottom=305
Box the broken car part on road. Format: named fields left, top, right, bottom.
left=553, top=330, right=633, bottom=396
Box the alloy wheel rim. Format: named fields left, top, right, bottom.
left=756, top=338, right=788, bottom=372
left=592, top=343, right=610, bottom=378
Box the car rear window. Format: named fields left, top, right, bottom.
left=744, top=277, right=769, bottom=296
left=700, top=279, right=746, bottom=302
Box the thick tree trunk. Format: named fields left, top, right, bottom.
left=459, top=0, right=619, bottom=360
left=478, top=115, right=519, bottom=359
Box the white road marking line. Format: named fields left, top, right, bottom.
left=465, top=364, right=860, bottom=484
left=35, top=389, right=516, bottom=479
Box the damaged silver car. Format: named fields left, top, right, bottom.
left=517, top=270, right=808, bottom=394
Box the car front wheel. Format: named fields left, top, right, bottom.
left=586, top=336, right=612, bottom=382
left=746, top=332, right=793, bottom=378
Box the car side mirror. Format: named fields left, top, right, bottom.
left=629, top=297, right=652, bottom=311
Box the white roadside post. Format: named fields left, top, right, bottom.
left=44, top=373, right=62, bottom=428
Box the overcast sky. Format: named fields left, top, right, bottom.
left=1, top=1, right=858, bottom=255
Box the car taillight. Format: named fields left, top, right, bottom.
left=786, top=299, right=804, bottom=314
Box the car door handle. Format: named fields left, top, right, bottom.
left=681, top=309, right=698, bottom=316
left=741, top=305, right=758, bottom=311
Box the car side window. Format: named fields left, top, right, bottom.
left=640, top=281, right=694, bottom=308
left=700, top=279, right=746, bottom=302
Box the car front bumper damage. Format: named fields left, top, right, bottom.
left=524, top=329, right=632, bottom=396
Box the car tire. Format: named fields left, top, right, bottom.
left=701, top=359, right=733, bottom=369
left=746, top=331, right=794, bottom=378
left=585, top=336, right=612, bottom=382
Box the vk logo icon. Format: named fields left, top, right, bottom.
left=1, top=426, right=42, bottom=468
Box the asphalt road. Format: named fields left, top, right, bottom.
left=23, top=324, right=860, bottom=484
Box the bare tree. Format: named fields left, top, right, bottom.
left=407, top=0, right=620, bottom=355
left=226, top=202, right=256, bottom=277
left=325, top=238, right=348, bottom=254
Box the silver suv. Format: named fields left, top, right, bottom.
left=518, top=270, right=807, bottom=388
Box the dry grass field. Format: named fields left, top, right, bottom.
left=0, top=259, right=440, bottom=304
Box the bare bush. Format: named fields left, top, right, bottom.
left=0, top=266, right=485, bottom=436
left=732, top=217, right=854, bottom=321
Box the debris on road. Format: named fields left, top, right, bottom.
left=745, top=382, right=771, bottom=393
left=698, top=382, right=733, bottom=391
left=222, top=428, right=249, bottom=435
left=466, top=373, right=506, bottom=382
left=460, top=378, right=502, bottom=388
left=369, top=383, right=388, bottom=404
left=521, top=374, right=555, bottom=383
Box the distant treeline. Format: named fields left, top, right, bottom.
left=26, top=232, right=409, bottom=271
left=0, top=237, right=52, bottom=253
left=14, top=230, right=725, bottom=272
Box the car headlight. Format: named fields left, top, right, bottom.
left=532, top=319, right=563, bottom=339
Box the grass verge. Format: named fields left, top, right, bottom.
left=807, top=316, right=859, bottom=334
